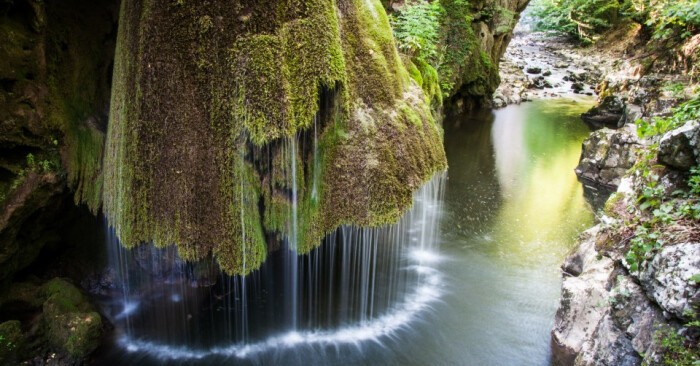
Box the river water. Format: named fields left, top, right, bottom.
left=97, top=97, right=595, bottom=365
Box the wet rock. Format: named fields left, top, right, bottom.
left=553, top=230, right=670, bottom=366
left=638, top=243, right=700, bottom=321
left=571, top=82, right=585, bottom=93
left=526, top=66, right=542, bottom=74
left=530, top=76, right=552, bottom=89
left=81, top=268, right=118, bottom=295
left=657, top=120, right=700, bottom=170
left=581, top=96, right=627, bottom=129
left=552, top=228, right=615, bottom=366
left=543, top=70, right=552, bottom=76
left=575, top=124, right=642, bottom=188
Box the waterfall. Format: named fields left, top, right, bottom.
left=103, top=164, right=446, bottom=363
left=287, top=135, right=300, bottom=330
left=311, top=114, right=320, bottom=202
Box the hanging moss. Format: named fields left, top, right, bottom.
left=104, top=0, right=447, bottom=275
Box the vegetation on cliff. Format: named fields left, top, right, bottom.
left=389, top=0, right=526, bottom=107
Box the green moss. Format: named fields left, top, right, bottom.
left=436, top=0, right=500, bottom=100
left=43, top=2, right=116, bottom=213
left=0, top=320, right=23, bottom=365
left=40, top=278, right=102, bottom=359
left=604, top=192, right=625, bottom=217
left=413, top=58, right=443, bottom=109
left=403, top=55, right=424, bottom=86
left=105, top=0, right=447, bottom=275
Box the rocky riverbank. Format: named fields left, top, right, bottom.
left=493, top=22, right=600, bottom=107
left=542, top=18, right=700, bottom=366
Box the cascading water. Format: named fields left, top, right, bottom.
left=100, top=133, right=446, bottom=364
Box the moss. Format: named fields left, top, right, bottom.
left=436, top=0, right=501, bottom=101
left=604, top=192, right=625, bottom=217
left=0, top=320, right=23, bottom=365
left=413, top=58, right=443, bottom=110
left=40, top=278, right=102, bottom=360
left=43, top=1, right=117, bottom=213
left=403, top=55, right=424, bottom=86
left=105, top=0, right=447, bottom=275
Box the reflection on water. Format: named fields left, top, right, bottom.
left=436, top=97, right=595, bottom=365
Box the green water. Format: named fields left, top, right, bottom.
left=424, top=97, right=595, bottom=364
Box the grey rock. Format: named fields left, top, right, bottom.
left=582, top=96, right=627, bottom=129
left=576, top=124, right=642, bottom=188
left=552, top=228, right=615, bottom=365
left=658, top=120, right=700, bottom=170
left=639, top=242, right=700, bottom=320
left=575, top=314, right=641, bottom=366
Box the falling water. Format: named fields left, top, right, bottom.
left=311, top=114, right=320, bottom=202
left=100, top=145, right=446, bottom=363
left=288, top=135, right=300, bottom=330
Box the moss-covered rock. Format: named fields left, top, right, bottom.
left=104, top=0, right=447, bottom=275
left=0, top=320, right=23, bottom=365
left=40, top=278, right=102, bottom=360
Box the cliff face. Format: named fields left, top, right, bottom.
left=438, top=0, right=529, bottom=110
left=0, top=0, right=119, bottom=286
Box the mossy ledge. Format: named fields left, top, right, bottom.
left=104, top=0, right=447, bottom=275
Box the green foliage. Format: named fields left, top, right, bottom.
left=390, top=0, right=442, bottom=64
left=529, top=0, right=620, bottom=42
left=636, top=97, right=700, bottom=139
left=664, top=82, right=687, bottom=98
left=690, top=166, right=700, bottom=195
left=656, top=323, right=700, bottom=365
left=642, top=0, right=700, bottom=40
left=532, top=0, right=699, bottom=43
left=625, top=160, right=700, bottom=271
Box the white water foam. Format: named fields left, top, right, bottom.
left=117, top=249, right=445, bottom=361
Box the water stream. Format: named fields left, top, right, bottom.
left=96, top=97, right=594, bottom=365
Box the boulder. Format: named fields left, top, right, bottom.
left=574, top=314, right=640, bottom=366
left=638, top=242, right=700, bottom=321
left=581, top=96, right=627, bottom=129
left=552, top=228, right=615, bottom=365
left=526, top=66, right=542, bottom=74
left=657, top=120, right=700, bottom=170
left=530, top=76, right=552, bottom=89
left=0, top=320, right=24, bottom=365
left=40, top=278, right=102, bottom=360
left=553, top=229, right=671, bottom=366
left=575, top=124, right=642, bottom=188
